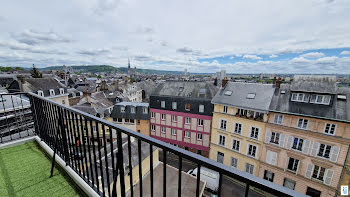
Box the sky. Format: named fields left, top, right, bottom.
left=0, top=0, right=350, bottom=74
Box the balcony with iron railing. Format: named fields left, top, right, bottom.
left=0, top=92, right=307, bottom=197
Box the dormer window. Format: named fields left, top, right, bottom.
left=38, top=90, right=44, bottom=97
left=310, top=94, right=331, bottom=105
left=291, top=93, right=309, bottom=102
left=49, top=89, right=55, bottom=96
left=59, top=88, right=64, bottom=95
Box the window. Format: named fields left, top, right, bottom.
left=125, top=119, right=130, bottom=123
left=245, top=163, right=254, bottom=174
left=247, top=93, right=256, bottom=99
left=247, top=144, right=257, bottom=158
left=184, top=131, right=190, bottom=138
left=185, top=103, right=190, bottom=111
left=185, top=117, right=191, bottom=124
left=92, top=126, right=97, bottom=132
left=161, top=127, right=166, bottom=134
left=237, top=108, right=247, bottom=116
left=131, top=107, right=135, bottom=113
left=283, top=178, right=296, bottom=190
left=172, top=128, right=177, bottom=136
left=220, top=119, right=227, bottom=130
left=263, top=170, right=274, bottom=182
left=234, top=123, right=242, bottom=134
left=161, top=114, right=166, bottom=120
left=121, top=106, right=125, bottom=112
left=250, top=127, right=259, bottom=140
left=161, top=101, right=165, bottom=108
left=151, top=112, right=155, bottom=118
left=312, top=165, right=326, bottom=181
left=117, top=118, right=123, bottom=123
left=224, top=91, right=232, bottom=96
left=266, top=151, right=277, bottom=165
left=172, top=102, right=177, bottom=110
left=199, top=105, right=204, bottom=113
left=324, top=123, right=336, bottom=135
left=317, top=144, right=331, bottom=159
left=137, top=119, right=140, bottom=124
left=217, top=152, right=224, bottom=163
left=62, top=99, right=65, bottom=105
left=297, top=119, right=308, bottom=129
left=198, top=119, right=203, bottom=126
left=231, top=157, right=238, bottom=168
left=270, top=132, right=280, bottom=144
left=306, top=187, right=321, bottom=197
left=172, top=115, right=177, bottom=122
left=197, top=133, right=202, bottom=140
left=49, top=89, right=55, bottom=96
left=130, top=119, right=135, bottom=123
left=143, top=107, right=148, bottom=114
left=223, top=105, right=228, bottom=113
left=232, top=139, right=240, bottom=151
left=218, top=135, right=226, bottom=146
left=310, top=94, right=331, bottom=105
left=59, top=88, right=64, bottom=95
left=38, top=90, right=44, bottom=97
left=291, top=93, right=309, bottom=102
left=292, top=137, right=304, bottom=151
left=287, top=158, right=299, bottom=173
left=274, top=114, right=283, bottom=125
left=151, top=125, right=156, bottom=131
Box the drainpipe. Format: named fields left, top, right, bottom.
left=336, top=145, right=350, bottom=197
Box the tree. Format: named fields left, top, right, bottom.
left=97, top=75, right=102, bottom=79
left=30, top=64, right=42, bottom=78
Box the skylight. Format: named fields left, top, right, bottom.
left=247, top=93, right=256, bottom=99
left=224, top=91, right=232, bottom=96
left=337, top=95, right=347, bottom=100
left=200, top=89, right=206, bottom=94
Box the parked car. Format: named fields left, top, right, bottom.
left=187, top=167, right=220, bottom=193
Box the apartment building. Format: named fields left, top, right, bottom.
left=209, top=82, right=275, bottom=176
left=259, top=76, right=350, bottom=197
left=149, top=81, right=217, bottom=157
left=110, top=102, right=150, bottom=136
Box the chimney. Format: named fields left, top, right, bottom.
left=16, top=75, right=25, bottom=92
left=222, top=77, right=228, bottom=88
left=273, top=76, right=276, bottom=84
left=276, top=77, right=282, bottom=88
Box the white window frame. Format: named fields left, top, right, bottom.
left=291, top=137, right=304, bottom=151
left=274, top=114, right=283, bottom=125
left=184, top=131, right=190, bottom=138
left=197, top=133, right=203, bottom=141
left=249, top=126, right=260, bottom=140
left=185, top=103, right=190, bottom=111
left=199, top=104, right=204, bottom=113
left=59, top=88, right=64, bottom=95
left=286, top=157, right=300, bottom=173
left=245, top=163, right=254, bottom=174
left=231, top=157, right=238, bottom=168
left=172, top=102, right=177, bottom=110
left=161, top=101, right=165, bottom=108
left=171, top=128, right=177, bottom=136
left=161, top=126, right=166, bottom=134
left=151, top=125, right=156, bottom=131
left=247, top=143, right=257, bottom=158
left=49, top=89, right=55, bottom=96
left=312, top=165, right=326, bottom=181
left=131, top=106, right=136, bottom=113
left=198, top=119, right=203, bottom=126
left=220, top=119, right=227, bottom=131
left=38, top=90, right=44, bottom=97
left=172, top=115, right=177, bottom=122
left=324, top=123, right=336, bottom=136
left=121, top=106, right=125, bottom=113
left=231, top=139, right=240, bottom=152
left=270, top=131, right=280, bottom=145
left=310, top=94, right=331, bottom=105
left=291, top=93, right=309, bottom=102
left=297, top=118, right=309, bottom=129
left=185, top=117, right=191, bottom=124
left=317, top=143, right=332, bottom=159
left=151, top=112, right=155, bottom=118
left=223, top=105, right=228, bottom=113
left=233, top=123, right=242, bottom=134
left=161, top=114, right=166, bottom=120
left=218, top=134, right=226, bottom=146
left=143, top=107, right=148, bottom=114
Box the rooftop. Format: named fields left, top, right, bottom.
left=0, top=142, right=85, bottom=197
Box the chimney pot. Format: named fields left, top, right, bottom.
left=222, top=77, right=228, bottom=88
left=276, top=78, right=282, bottom=88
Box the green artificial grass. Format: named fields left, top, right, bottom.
left=0, top=142, right=87, bottom=197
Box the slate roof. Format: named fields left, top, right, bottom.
left=211, top=82, right=275, bottom=112
left=291, top=75, right=337, bottom=94
left=151, top=81, right=218, bottom=99
left=115, top=102, right=149, bottom=107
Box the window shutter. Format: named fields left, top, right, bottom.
left=305, top=164, right=314, bottom=178
left=310, top=142, right=320, bottom=156
left=265, top=131, right=271, bottom=143
left=279, top=134, right=285, bottom=147
left=286, top=136, right=293, bottom=149
left=271, top=152, right=277, bottom=166
left=266, top=151, right=272, bottom=164
left=324, top=169, right=334, bottom=185
left=330, top=146, right=340, bottom=162
left=302, top=140, right=311, bottom=155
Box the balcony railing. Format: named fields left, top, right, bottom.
left=1, top=92, right=307, bottom=197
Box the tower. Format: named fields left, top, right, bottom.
left=128, top=58, right=131, bottom=75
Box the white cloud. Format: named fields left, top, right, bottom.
left=269, top=54, right=278, bottom=58
left=316, top=56, right=338, bottom=64
left=301, top=52, right=324, bottom=58
left=290, top=57, right=311, bottom=64
left=340, top=51, right=350, bottom=55
left=243, top=54, right=262, bottom=60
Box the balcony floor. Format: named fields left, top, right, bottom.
left=0, top=141, right=86, bottom=197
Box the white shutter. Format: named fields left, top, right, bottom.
left=286, top=136, right=293, bottom=149
left=305, top=164, right=314, bottom=178
left=324, top=169, right=334, bottom=185
left=310, top=142, right=320, bottom=156
left=279, top=134, right=285, bottom=147
left=265, top=131, right=271, bottom=143
left=271, top=152, right=277, bottom=166
left=266, top=151, right=272, bottom=164
left=302, top=140, right=311, bottom=155
left=330, top=146, right=340, bottom=162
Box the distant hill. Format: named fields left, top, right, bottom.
left=39, top=65, right=184, bottom=75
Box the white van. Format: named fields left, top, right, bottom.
left=187, top=167, right=220, bottom=193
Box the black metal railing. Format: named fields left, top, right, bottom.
left=0, top=93, right=34, bottom=143
left=2, top=92, right=307, bottom=197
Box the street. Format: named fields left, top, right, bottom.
left=159, top=150, right=264, bottom=197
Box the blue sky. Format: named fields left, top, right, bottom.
left=0, top=0, right=350, bottom=73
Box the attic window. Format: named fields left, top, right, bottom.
left=224, top=91, right=232, bottom=96
left=49, top=89, right=55, bottom=96
left=280, top=90, right=286, bottom=94
left=59, top=88, right=64, bottom=95
left=247, top=93, right=256, bottom=99
left=199, top=89, right=206, bottom=94
left=38, top=90, right=44, bottom=97
left=337, top=95, right=347, bottom=100
left=179, top=87, right=184, bottom=92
